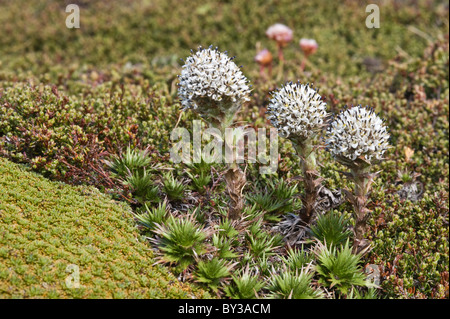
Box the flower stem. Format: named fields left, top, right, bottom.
left=224, top=161, right=246, bottom=220
left=277, top=44, right=284, bottom=62
left=294, top=141, right=322, bottom=225
left=221, top=112, right=246, bottom=220
left=300, top=56, right=307, bottom=72
left=259, top=64, right=265, bottom=78
left=350, top=165, right=372, bottom=254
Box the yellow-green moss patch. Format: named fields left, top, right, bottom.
left=0, top=157, right=211, bottom=298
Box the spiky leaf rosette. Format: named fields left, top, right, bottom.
left=325, top=105, right=390, bottom=168
left=194, top=257, right=235, bottom=292
left=178, top=46, right=251, bottom=128
left=310, top=210, right=353, bottom=248
left=266, top=82, right=327, bottom=143
left=224, top=265, right=265, bottom=299
left=267, top=267, right=324, bottom=299
left=152, top=215, right=209, bottom=270
left=314, top=240, right=376, bottom=295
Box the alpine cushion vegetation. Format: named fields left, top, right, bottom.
left=0, top=157, right=211, bottom=299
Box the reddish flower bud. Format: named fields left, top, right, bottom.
left=299, top=38, right=318, bottom=56
left=254, top=48, right=273, bottom=66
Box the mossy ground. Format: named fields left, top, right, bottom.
left=0, top=157, right=211, bottom=298
left=0, top=0, right=448, bottom=298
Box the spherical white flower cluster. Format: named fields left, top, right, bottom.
left=266, top=82, right=328, bottom=141
left=177, top=46, right=251, bottom=112
left=325, top=105, right=390, bottom=163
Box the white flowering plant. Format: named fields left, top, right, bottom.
left=267, top=82, right=328, bottom=225
left=178, top=46, right=251, bottom=219
left=325, top=105, right=390, bottom=253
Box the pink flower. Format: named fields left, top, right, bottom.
left=299, top=38, right=318, bottom=56
left=254, top=48, right=273, bottom=77
left=266, top=24, right=293, bottom=47
left=254, top=48, right=273, bottom=66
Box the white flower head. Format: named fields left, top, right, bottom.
left=266, top=82, right=328, bottom=141
left=325, top=105, right=390, bottom=164
left=177, top=46, right=251, bottom=124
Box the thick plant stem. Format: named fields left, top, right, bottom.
left=294, top=141, right=322, bottom=225
left=221, top=114, right=246, bottom=220
left=224, top=161, right=246, bottom=220
left=350, top=166, right=372, bottom=254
